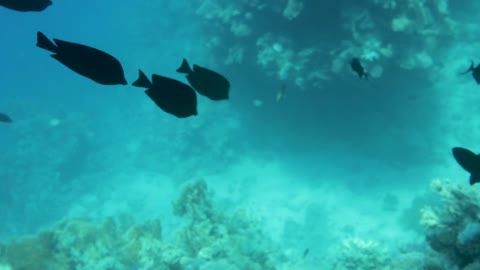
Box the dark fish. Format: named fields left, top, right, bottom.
left=177, top=59, right=230, bottom=101
left=461, top=61, right=480, bottom=84
left=0, top=0, right=51, bottom=12
left=132, top=70, right=197, bottom=118
left=303, top=248, right=309, bottom=259
left=350, top=58, right=368, bottom=79
left=452, top=147, right=480, bottom=185
left=36, top=31, right=127, bottom=85
left=0, top=113, right=12, bottom=123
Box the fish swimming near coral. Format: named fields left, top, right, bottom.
left=36, top=31, right=127, bottom=85
left=350, top=58, right=368, bottom=79
left=177, top=59, right=230, bottom=101
left=0, top=113, right=12, bottom=123
left=461, top=61, right=480, bottom=84
left=0, top=0, right=51, bottom=12
left=132, top=70, right=198, bottom=118
left=452, top=147, right=480, bottom=185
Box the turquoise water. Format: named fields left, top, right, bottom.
left=1, top=1, right=480, bottom=269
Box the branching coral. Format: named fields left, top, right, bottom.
left=338, top=238, right=391, bottom=270
left=195, top=0, right=253, bottom=37
left=173, top=179, right=215, bottom=222
left=333, top=0, right=457, bottom=75
left=173, top=179, right=280, bottom=269
left=256, top=33, right=326, bottom=88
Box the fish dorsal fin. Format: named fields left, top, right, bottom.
left=176, top=59, right=192, bottom=74
left=151, top=74, right=165, bottom=87
left=36, top=31, right=58, bottom=53
left=461, top=61, right=475, bottom=75
left=132, top=70, right=152, bottom=88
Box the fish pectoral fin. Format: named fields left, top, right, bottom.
left=176, top=58, right=192, bottom=74
left=132, top=70, right=152, bottom=88
left=470, top=173, right=480, bottom=185
left=36, top=31, right=57, bottom=53
left=460, top=61, right=475, bottom=75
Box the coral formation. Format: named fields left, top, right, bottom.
left=183, top=0, right=461, bottom=89
left=338, top=238, right=391, bottom=270
left=334, top=178, right=480, bottom=270
left=282, top=0, right=303, bottom=20
left=256, top=33, right=327, bottom=88
left=194, top=0, right=259, bottom=37
left=173, top=179, right=280, bottom=269
left=341, top=0, right=456, bottom=72
left=420, top=179, right=480, bottom=269
left=0, top=179, right=286, bottom=270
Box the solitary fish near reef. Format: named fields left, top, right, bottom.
left=461, top=61, right=480, bottom=84
left=452, top=147, right=480, bottom=185
left=0, top=0, right=51, bottom=12
left=132, top=70, right=198, bottom=118
left=350, top=58, right=368, bottom=79
left=36, top=31, right=127, bottom=85
left=303, top=248, right=309, bottom=259
left=177, top=59, right=230, bottom=101
left=0, top=113, right=12, bottom=123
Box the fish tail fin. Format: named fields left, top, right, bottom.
left=132, top=70, right=152, bottom=88
left=461, top=61, right=475, bottom=75
left=36, top=31, right=57, bottom=53
left=176, top=58, right=192, bottom=74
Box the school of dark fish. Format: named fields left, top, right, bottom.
left=2, top=1, right=229, bottom=119
left=2, top=0, right=480, bottom=187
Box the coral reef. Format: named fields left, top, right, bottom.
left=194, top=0, right=260, bottom=37
left=420, top=179, right=480, bottom=268
left=282, top=0, right=304, bottom=20
left=183, top=0, right=461, bottom=89
left=340, top=0, right=457, bottom=73
left=173, top=179, right=280, bottom=269
left=0, top=179, right=286, bottom=270
left=338, top=238, right=391, bottom=270
left=256, top=33, right=327, bottom=88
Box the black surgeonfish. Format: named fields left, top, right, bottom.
left=0, top=0, right=51, bottom=12
left=36, top=31, right=127, bottom=85
left=350, top=58, right=368, bottom=79
left=132, top=70, right=197, bottom=118
left=452, top=147, right=480, bottom=185
left=177, top=59, right=230, bottom=101
left=461, top=61, right=480, bottom=84
left=0, top=113, right=12, bottom=123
